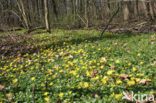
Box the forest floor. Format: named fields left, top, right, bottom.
left=0, top=30, right=156, bottom=102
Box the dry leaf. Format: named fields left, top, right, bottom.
left=121, top=74, right=129, bottom=80
left=93, top=94, right=99, bottom=98
left=139, top=79, right=147, bottom=84
left=0, top=84, right=5, bottom=90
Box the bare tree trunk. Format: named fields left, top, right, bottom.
left=149, top=0, right=156, bottom=19
left=134, top=0, right=139, bottom=17
left=142, top=0, right=153, bottom=22
left=44, top=0, right=51, bottom=33
left=85, top=0, right=88, bottom=28
left=123, top=1, right=129, bottom=21
left=17, top=0, right=30, bottom=29
left=51, top=0, right=58, bottom=20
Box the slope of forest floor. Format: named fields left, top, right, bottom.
left=0, top=30, right=156, bottom=102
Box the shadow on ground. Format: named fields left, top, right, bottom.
left=0, top=31, right=142, bottom=57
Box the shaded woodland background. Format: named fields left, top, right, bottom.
left=0, top=0, right=156, bottom=32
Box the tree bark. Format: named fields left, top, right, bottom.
left=85, top=0, right=89, bottom=28
left=44, top=0, right=51, bottom=33
left=17, top=0, right=30, bottom=29
left=123, top=1, right=130, bottom=21
left=142, top=0, right=153, bottom=22
left=134, top=0, right=139, bottom=17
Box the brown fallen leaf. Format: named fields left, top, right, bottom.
left=139, top=79, right=147, bottom=84
left=139, top=79, right=150, bottom=86
left=0, top=84, right=5, bottom=90
left=111, top=65, right=115, bottom=70
left=92, top=94, right=99, bottom=98
left=121, top=74, right=129, bottom=80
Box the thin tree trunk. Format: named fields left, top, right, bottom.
left=51, top=0, right=58, bottom=20
left=142, top=0, right=153, bottom=22
left=17, top=0, right=30, bottom=29
left=44, top=0, right=51, bottom=33
left=123, top=1, right=129, bottom=21
left=149, top=0, right=156, bottom=19
left=85, top=0, right=88, bottom=28
left=134, top=0, right=139, bottom=17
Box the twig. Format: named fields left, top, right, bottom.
left=100, top=3, right=121, bottom=38
left=77, top=14, right=87, bottom=26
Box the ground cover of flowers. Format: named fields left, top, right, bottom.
left=0, top=30, right=156, bottom=103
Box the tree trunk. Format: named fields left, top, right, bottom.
left=85, top=0, right=88, bottom=28
left=142, top=0, right=153, bottom=22
left=44, top=0, right=51, bottom=33
left=51, top=0, right=58, bottom=20
left=17, top=0, right=30, bottom=29
left=149, top=0, right=156, bottom=19
left=134, top=0, right=139, bottom=17
left=123, top=1, right=129, bottom=21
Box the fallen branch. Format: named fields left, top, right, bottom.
left=25, top=26, right=45, bottom=34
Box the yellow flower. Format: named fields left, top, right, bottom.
left=101, top=79, right=107, bottom=84
left=71, top=86, right=75, bottom=89
left=140, top=62, right=144, bottom=65
left=12, top=79, right=18, bottom=83
left=49, top=82, right=53, bottom=86
left=41, top=83, right=45, bottom=87
left=101, top=76, right=108, bottom=84
left=110, top=93, right=115, bottom=97
left=92, top=76, right=99, bottom=80
left=44, top=92, right=48, bottom=96
left=115, top=60, right=120, bottom=64
left=86, top=71, right=91, bottom=77
left=137, top=53, right=141, bottom=56
left=31, top=77, right=35, bottom=81
left=115, top=93, right=123, bottom=99
left=116, top=79, right=122, bottom=84
left=136, top=73, right=144, bottom=77
left=136, top=78, right=141, bottom=82
left=84, top=82, right=89, bottom=88
left=107, top=70, right=115, bottom=75
left=68, top=91, right=72, bottom=95
left=59, top=93, right=64, bottom=98
left=132, top=67, right=136, bottom=72
left=150, top=91, right=156, bottom=94
left=44, top=97, right=50, bottom=102
left=100, top=57, right=107, bottom=63
left=127, top=80, right=135, bottom=86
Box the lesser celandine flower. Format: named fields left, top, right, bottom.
left=44, top=92, right=48, bottom=96
left=116, top=79, right=122, bottom=84
left=115, top=93, right=123, bottom=99
left=101, top=76, right=108, bottom=84
left=115, top=60, right=120, bottom=64
left=137, top=53, right=141, bottom=56
left=68, top=91, right=72, bottom=95
left=135, top=78, right=141, bottom=82
left=31, top=77, right=35, bottom=81
left=59, top=93, right=64, bottom=98
left=140, top=62, right=144, bottom=65
left=41, top=83, right=45, bottom=87
left=49, top=82, right=53, bottom=86
left=127, top=80, right=135, bottom=86
left=44, top=97, right=50, bottom=102
left=107, top=70, right=115, bottom=75
left=84, top=82, right=89, bottom=88
left=132, top=67, right=136, bottom=72
left=12, top=79, right=18, bottom=83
